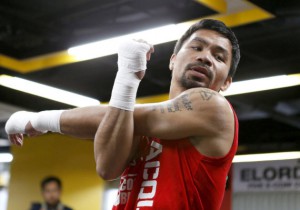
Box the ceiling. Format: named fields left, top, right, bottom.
left=0, top=0, right=300, bottom=154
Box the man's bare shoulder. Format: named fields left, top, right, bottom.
left=134, top=87, right=234, bottom=141
left=182, top=87, right=234, bottom=135
left=179, top=87, right=232, bottom=114
left=183, top=88, right=235, bottom=157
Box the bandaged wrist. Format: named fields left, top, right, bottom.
left=5, top=110, right=64, bottom=134
left=109, top=40, right=150, bottom=111
left=109, top=71, right=140, bottom=111
left=31, top=110, right=64, bottom=133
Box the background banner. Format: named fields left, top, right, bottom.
left=233, top=159, right=300, bottom=192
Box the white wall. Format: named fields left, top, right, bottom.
left=233, top=191, right=300, bottom=210
left=0, top=188, right=8, bottom=210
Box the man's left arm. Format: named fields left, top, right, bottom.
left=134, top=88, right=235, bottom=155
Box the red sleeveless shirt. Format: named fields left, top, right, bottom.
left=112, top=108, right=238, bottom=210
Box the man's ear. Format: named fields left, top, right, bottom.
left=220, top=76, right=232, bottom=91
left=169, top=54, right=176, bottom=71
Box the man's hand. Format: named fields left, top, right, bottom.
left=133, top=39, right=154, bottom=58
left=6, top=116, right=43, bottom=146
left=5, top=110, right=63, bottom=146
left=109, top=39, right=154, bottom=111
left=118, top=39, right=154, bottom=79
left=134, top=39, right=154, bottom=80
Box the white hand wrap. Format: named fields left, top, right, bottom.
left=31, top=110, right=64, bottom=133
left=5, top=110, right=64, bottom=134
left=5, top=111, right=35, bottom=134
left=109, top=40, right=151, bottom=111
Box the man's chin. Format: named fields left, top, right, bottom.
left=183, top=82, right=209, bottom=89
left=180, top=77, right=210, bottom=89
left=47, top=201, right=59, bottom=206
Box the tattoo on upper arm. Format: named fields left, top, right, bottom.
left=160, top=105, right=165, bottom=113
left=151, top=105, right=165, bottom=113
left=181, top=94, right=193, bottom=110
left=167, top=100, right=181, bottom=112
left=199, top=89, right=216, bottom=101
left=151, top=89, right=216, bottom=114
left=151, top=94, right=193, bottom=114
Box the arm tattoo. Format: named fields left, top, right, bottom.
left=199, top=89, right=216, bottom=101
left=151, top=89, right=215, bottom=114
left=151, top=94, right=193, bottom=114
left=167, top=100, right=181, bottom=112
left=181, top=94, right=193, bottom=110
left=151, top=105, right=165, bottom=113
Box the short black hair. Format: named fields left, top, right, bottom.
left=41, top=176, right=62, bottom=190
left=173, top=19, right=240, bottom=77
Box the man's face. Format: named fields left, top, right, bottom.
left=170, top=29, right=233, bottom=92
left=42, top=181, right=61, bottom=205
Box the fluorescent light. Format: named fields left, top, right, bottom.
left=68, top=23, right=190, bottom=60
left=0, top=139, right=10, bottom=147
left=222, top=74, right=300, bottom=96
left=1, top=74, right=299, bottom=107
left=0, top=153, right=13, bottom=163
left=0, top=75, right=100, bottom=107
left=233, top=151, right=300, bottom=163
left=66, top=0, right=270, bottom=62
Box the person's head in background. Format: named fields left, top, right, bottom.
left=41, top=176, right=62, bottom=206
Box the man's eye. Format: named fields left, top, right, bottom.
left=192, top=47, right=202, bottom=51
left=215, top=55, right=224, bottom=62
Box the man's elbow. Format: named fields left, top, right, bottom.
left=96, top=163, right=120, bottom=181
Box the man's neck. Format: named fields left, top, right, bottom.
left=169, top=83, right=185, bottom=99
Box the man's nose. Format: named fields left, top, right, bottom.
left=196, top=51, right=212, bottom=67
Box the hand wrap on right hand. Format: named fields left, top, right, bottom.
left=109, top=40, right=151, bottom=111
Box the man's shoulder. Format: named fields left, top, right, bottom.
left=182, top=87, right=232, bottom=115
left=63, top=205, right=73, bottom=210
left=30, top=202, right=41, bottom=210
left=29, top=203, right=73, bottom=210
left=179, top=87, right=226, bottom=105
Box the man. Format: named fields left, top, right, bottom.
left=6, top=19, right=240, bottom=209
left=30, top=176, right=73, bottom=210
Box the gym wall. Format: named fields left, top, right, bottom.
left=7, top=134, right=104, bottom=210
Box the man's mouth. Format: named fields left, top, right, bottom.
left=190, top=66, right=209, bottom=78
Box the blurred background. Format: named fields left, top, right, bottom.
left=0, top=0, right=300, bottom=209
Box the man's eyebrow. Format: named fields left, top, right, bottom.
left=192, top=37, right=229, bottom=57
left=191, top=37, right=208, bottom=46
left=215, top=46, right=229, bottom=58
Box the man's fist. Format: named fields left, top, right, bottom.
left=118, top=39, right=154, bottom=74
left=109, top=39, right=154, bottom=111
left=5, top=111, right=43, bottom=146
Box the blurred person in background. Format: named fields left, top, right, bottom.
left=30, top=176, right=73, bottom=210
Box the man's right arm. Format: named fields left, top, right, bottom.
left=60, top=105, right=107, bottom=139
left=6, top=105, right=107, bottom=145
left=7, top=87, right=231, bottom=146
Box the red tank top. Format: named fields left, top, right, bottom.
left=112, top=109, right=238, bottom=210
